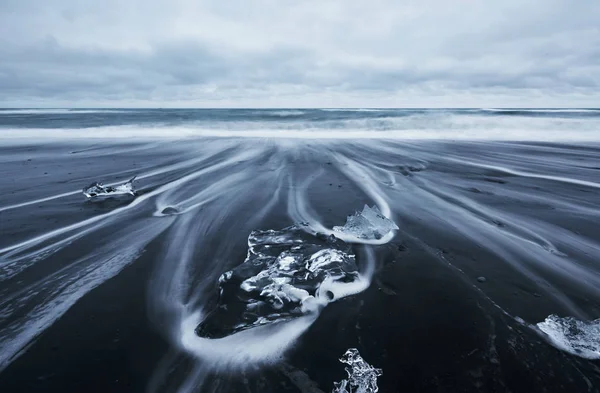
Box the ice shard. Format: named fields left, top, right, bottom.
left=82, top=176, right=137, bottom=200
left=332, top=348, right=382, bottom=393
left=195, top=224, right=361, bottom=338
left=333, top=205, right=398, bottom=240
left=537, top=315, right=600, bottom=359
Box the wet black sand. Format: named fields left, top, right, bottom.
left=1, top=139, right=600, bottom=393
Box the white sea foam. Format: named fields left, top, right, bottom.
left=2, top=116, right=600, bottom=141
left=320, top=108, right=389, bottom=112
left=481, top=108, right=600, bottom=113
left=0, top=219, right=170, bottom=371
left=444, top=158, right=600, bottom=190
left=179, top=310, right=318, bottom=367
left=194, top=224, right=369, bottom=339
left=265, top=110, right=306, bottom=116
left=0, top=144, right=233, bottom=214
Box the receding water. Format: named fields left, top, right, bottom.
left=1, top=109, right=599, bottom=392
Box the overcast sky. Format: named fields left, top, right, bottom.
left=1, top=0, right=599, bottom=107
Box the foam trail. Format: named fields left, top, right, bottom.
left=0, top=190, right=85, bottom=214
left=286, top=168, right=396, bottom=245
left=391, top=177, right=591, bottom=317
left=145, top=148, right=386, bottom=392
left=147, top=190, right=313, bottom=391
left=0, top=143, right=237, bottom=213
left=179, top=311, right=318, bottom=367
left=0, top=219, right=170, bottom=371
left=0, top=219, right=107, bottom=281
left=445, top=157, right=600, bottom=190
left=141, top=137, right=600, bottom=393
left=146, top=159, right=292, bottom=372
left=150, top=195, right=318, bottom=366
left=2, top=132, right=600, bottom=391
left=332, top=154, right=392, bottom=218
left=0, top=148, right=255, bottom=255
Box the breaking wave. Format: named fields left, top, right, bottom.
left=481, top=108, right=600, bottom=114
left=1, top=108, right=600, bottom=142
left=0, top=125, right=599, bottom=142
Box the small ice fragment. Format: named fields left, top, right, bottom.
left=333, top=205, right=398, bottom=240
left=83, top=176, right=137, bottom=200
left=332, top=348, right=382, bottom=393
left=537, top=314, right=600, bottom=359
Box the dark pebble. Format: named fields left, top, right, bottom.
left=483, top=178, right=506, bottom=184
left=161, top=206, right=179, bottom=215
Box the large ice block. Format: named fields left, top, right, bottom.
left=333, top=205, right=398, bottom=240
left=195, top=224, right=360, bottom=338
left=537, top=314, right=600, bottom=359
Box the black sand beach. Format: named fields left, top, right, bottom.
left=1, top=131, right=600, bottom=392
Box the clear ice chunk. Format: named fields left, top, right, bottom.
left=195, top=224, right=360, bottom=338
left=537, top=314, right=600, bottom=359
left=333, top=348, right=382, bottom=393
left=82, top=176, right=137, bottom=200
left=333, top=205, right=399, bottom=240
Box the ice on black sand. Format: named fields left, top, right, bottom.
left=537, top=315, right=600, bottom=359
left=195, top=224, right=361, bottom=338
left=333, top=348, right=382, bottom=393
left=195, top=205, right=399, bottom=338
left=333, top=205, right=398, bottom=240
left=82, top=176, right=137, bottom=200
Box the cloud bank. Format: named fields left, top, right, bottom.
left=1, top=0, right=599, bottom=107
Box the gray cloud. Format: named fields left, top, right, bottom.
left=1, top=0, right=599, bottom=107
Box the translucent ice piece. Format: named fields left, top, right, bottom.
left=333, top=348, right=382, bottom=393
left=537, top=314, right=600, bottom=359
left=195, top=224, right=360, bottom=338
left=333, top=205, right=398, bottom=240
left=82, top=176, right=137, bottom=199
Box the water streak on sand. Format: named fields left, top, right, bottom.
left=1, top=133, right=600, bottom=391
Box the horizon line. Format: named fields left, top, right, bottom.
left=1, top=107, right=599, bottom=110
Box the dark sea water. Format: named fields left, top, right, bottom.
left=1, top=108, right=600, bottom=393
left=1, top=108, right=600, bottom=140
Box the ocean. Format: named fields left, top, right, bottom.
left=0, top=108, right=599, bottom=393
left=1, top=108, right=600, bottom=140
